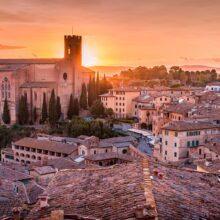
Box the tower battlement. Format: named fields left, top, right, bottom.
left=64, top=35, right=82, bottom=65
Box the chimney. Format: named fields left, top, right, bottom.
left=51, top=210, right=64, bottom=220
left=12, top=207, right=22, bottom=220
left=158, top=173, right=164, bottom=179
left=153, top=169, right=158, bottom=177
left=38, top=194, right=49, bottom=209
left=135, top=205, right=154, bottom=219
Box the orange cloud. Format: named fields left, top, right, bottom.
left=0, top=44, right=26, bottom=50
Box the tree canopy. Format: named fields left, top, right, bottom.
left=66, top=117, right=118, bottom=138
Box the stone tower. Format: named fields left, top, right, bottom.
left=64, top=35, right=82, bottom=66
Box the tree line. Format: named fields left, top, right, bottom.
left=120, top=65, right=217, bottom=84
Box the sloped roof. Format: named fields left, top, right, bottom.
left=84, top=152, right=134, bottom=162
left=14, top=138, right=78, bottom=154
left=0, top=164, right=32, bottom=182
left=27, top=159, right=157, bottom=219
left=162, top=120, right=220, bottom=131
left=151, top=164, right=220, bottom=219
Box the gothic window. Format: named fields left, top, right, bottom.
left=63, top=72, right=68, bottom=80
left=34, top=92, right=37, bottom=101
left=1, top=77, right=10, bottom=99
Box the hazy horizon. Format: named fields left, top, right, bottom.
left=0, top=0, right=220, bottom=67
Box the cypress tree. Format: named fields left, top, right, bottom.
left=88, top=76, right=93, bottom=107
left=48, top=89, right=57, bottom=127
left=56, top=96, right=62, bottom=120
left=18, top=95, right=29, bottom=125
left=92, top=77, right=96, bottom=101
left=41, top=93, right=47, bottom=123
left=67, top=94, right=74, bottom=120
left=80, top=83, right=87, bottom=109
left=23, top=94, right=29, bottom=124
left=18, top=96, right=23, bottom=125
left=33, top=107, right=37, bottom=123
left=2, top=99, right=10, bottom=124
left=73, top=98, right=79, bottom=116
left=96, top=72, right=100, bottom=97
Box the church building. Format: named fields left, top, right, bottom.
left=0, top=35, right=94, bottom=123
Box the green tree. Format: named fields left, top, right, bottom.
left=41, top=93, right=47, bottom=124
left=33, top=107, right=37, bottom=123
left=80, top=83, right=87, bottom=109
left=105, top=108, right=114, bottom=118
left=90, top=100, right=105, bottom=118
left=67, top=94, right=74, bottom=119
left=2, top=99, right=10, bottom=124
left=56, top=96, right=62, bottom=120
left=48, top=89, right=57, bottom=127
left=88, top=76, right=93, bottom=107
left=23, top=94, right=29, bottom=124
left=73, top=98, right=79, bottom=116
left=18, top=95, right=29, bottom=125
left=96, top=72, right=100, bottom=97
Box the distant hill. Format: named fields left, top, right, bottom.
left=89, top=66, right=132, bottom=77
left=181, top=65, right=220, bottom=73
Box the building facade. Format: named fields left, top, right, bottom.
left=0, top=35, right=94, bottom=123
left=160, top=121, right=220, bottom=162
left=100, top=88, right=140, bottom=118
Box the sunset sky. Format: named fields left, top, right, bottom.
left=0, top=0, right=220, bottom=67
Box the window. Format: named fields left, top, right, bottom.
left=196, top=140, right=199, bottom=146
left=175, top=132, right=178, bottom=137
left=174, top=152, right=177, bottom=157
left=165, top=141, right=168, bottom=145
left=94, top=150, right=96, bottom=155
left=199, top=149, right=202, bottom=155
left=165, top=150, right=167, bottom=155
left=2, top=77, right=11, bottom=99
left=174, top=143, right=177, bottom=147
left=165, top=131, right=169, bottom=136
left=187, top=141, right=190, bottom=147
left=122, top=149, right=127, bottom=154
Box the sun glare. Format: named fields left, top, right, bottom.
left=82, top=45, right=98, bottom=66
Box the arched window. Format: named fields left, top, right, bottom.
left=2, top=77, right=10, bottom=99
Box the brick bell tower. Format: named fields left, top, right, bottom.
left=64, top=35, right=82, bottom=66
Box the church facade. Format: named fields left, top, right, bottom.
left=0, top=35, right=94, bottom=123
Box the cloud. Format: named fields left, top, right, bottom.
left=0, top=9, right=35, bottom=23
left=0, top=44, right=26, bottom=50
left=213, top=58, right=220, bottom=63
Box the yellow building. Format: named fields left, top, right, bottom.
left=100, top=88, right=140, bottom=118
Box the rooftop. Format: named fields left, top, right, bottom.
left=203, top=141, right=220, bottom=155
left=196, top=159, right=220, bottom=173
left=0, top=164, right=32, bottom=182
left=151, top=163, right=220, bottom=219
left=84, top=152, right=134, bottom=162
left=162, top=120, right=220, bottom=131
left=14, top=137, right=78, bottom=155
left=33, top=166, right=56, bottom=175
left=28, top=159, right=157, bottom=219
